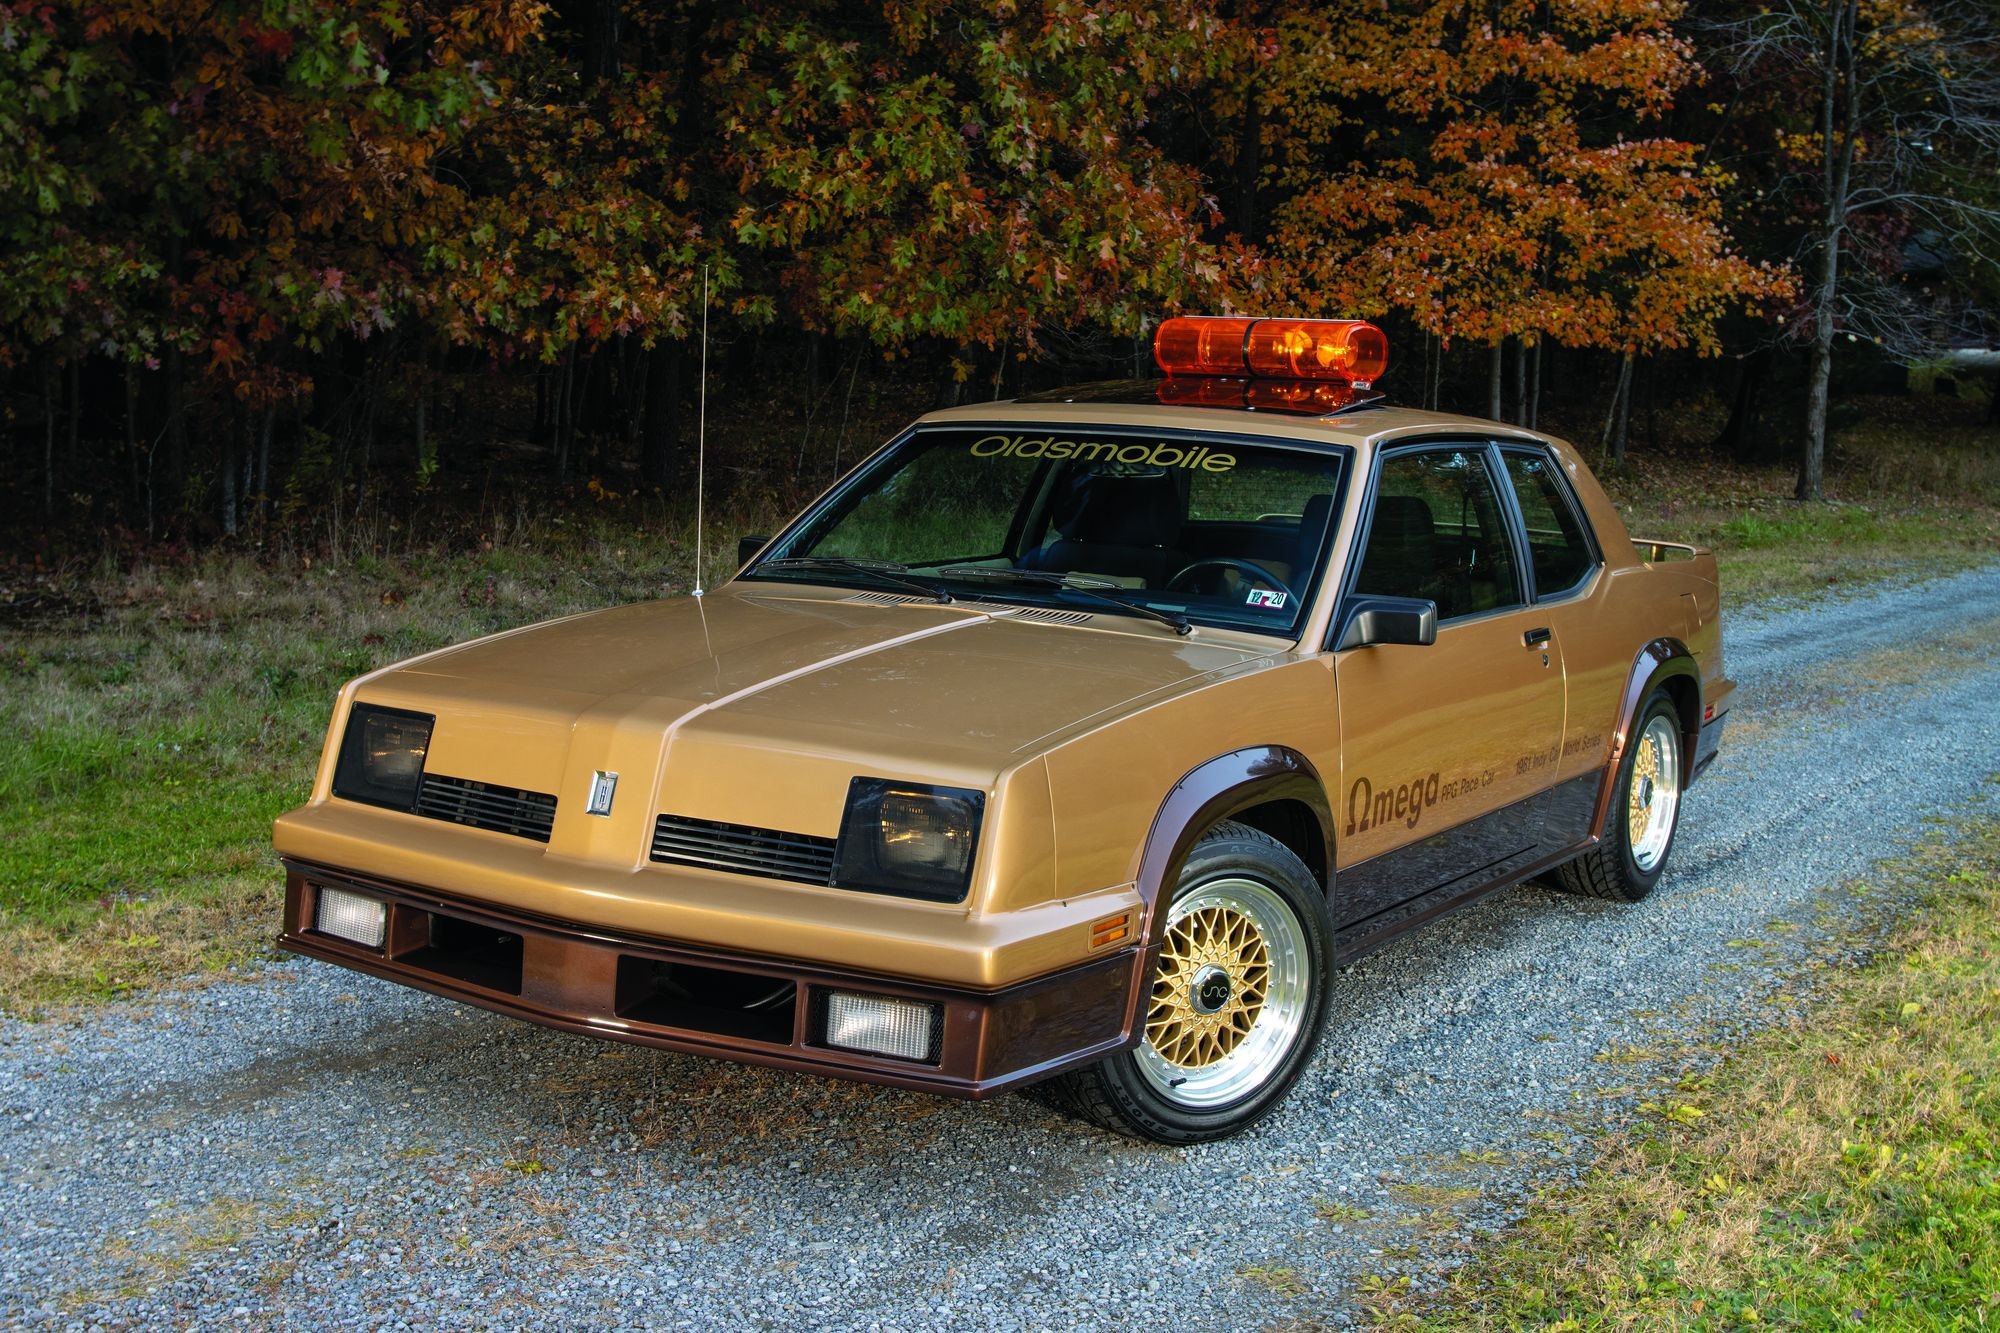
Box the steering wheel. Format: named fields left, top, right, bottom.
left=1167, top=557, right=1290, bottom=596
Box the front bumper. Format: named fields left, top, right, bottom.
left=278, top=860, right=1143, bottom=1098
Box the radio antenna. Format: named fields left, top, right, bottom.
left=692, top=262, right=710, bottom=598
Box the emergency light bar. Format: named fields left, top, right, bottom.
left=1156, top=376, right=1365, bottom=414
left=1154, top=316, right=1389, bottom=388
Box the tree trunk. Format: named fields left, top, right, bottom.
left=554, top=345, right=577, bottom=481
left=414, top=351, right=432, bottom=482
left=1801, top=337, right=1832, bottom=501
left=832, top=352, right=861, bottom=477
left=1488, top=343, right=1503, bottom=420
left=1511, top=337, right=1528, bottom=425
left=934, top=342, right=973, bottom=409
left=222, top=408, right=242, bottom=537
left=1613, top=355, right=1634, bottom=464
left=1800, top=0, right=1858, bottom=504
left=1527, top=339, right=1542, bottom=430
left=1715, top=347, right=1773, bottom=462
left=1601, top=352, right=1634, bottom=462
left=1236, top=82, right=1263, bottom=245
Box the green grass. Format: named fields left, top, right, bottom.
left=1360, top=806, right=2000, bottom=1331
left=0, top=504, right=778, bottom=1009
left=1599, top=393, right=2000, bottom=605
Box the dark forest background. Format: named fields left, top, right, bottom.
left=4, top=0, right=1998, bottom=557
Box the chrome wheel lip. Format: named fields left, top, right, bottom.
left=1135, top=876, right=1312, bottom=1111
left=1628, top=714, right=1681, bottom=873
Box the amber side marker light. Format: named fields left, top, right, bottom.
left=1154, top=316, right=1389, bottom=387
left=1089, top=911, right=1132, bottom=950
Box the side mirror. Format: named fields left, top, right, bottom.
left=737, top=534, right=771, bottom=571
left=1335, top=596, right=1438, bottom=651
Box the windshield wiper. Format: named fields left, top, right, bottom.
left=937, top=566, right=1192, bottom=636
left=755, top=556, right=954, bottom=604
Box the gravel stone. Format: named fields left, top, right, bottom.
left=3, top=564, right=1997, bottom=1329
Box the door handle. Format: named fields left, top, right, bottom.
left=1523, top=627, right=1552, bottom=647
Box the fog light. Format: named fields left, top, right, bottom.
left=823, top=991, right=940, bottom=1063
left=315, top=886, right=387, bottom=948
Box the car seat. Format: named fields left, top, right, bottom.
left=1354, top=494, right=1448, bottom=611
left=1290, top=493, right=1334, bottom=593
left=1024, top=470, right=1187, bottom=586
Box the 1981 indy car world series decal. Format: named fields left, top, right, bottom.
left=275, top=316, right=1733, bottom=1142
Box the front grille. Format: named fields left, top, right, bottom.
left=416, top=774, right=558, bottom=843
left=652, top=815, right=836, bottom=886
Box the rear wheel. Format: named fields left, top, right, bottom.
left=1040, top=821, right=1333, bottom=1144
left=1556, top=692, right=1683, bottom=902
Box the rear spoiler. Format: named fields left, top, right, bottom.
left=1631, top=537, right=1703, bottom=563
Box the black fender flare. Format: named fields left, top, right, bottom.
left=1104, top=745, right=1335, bottom=1053
left=1133, top=745, right=1334, bottom=941
left=1590, top=638, right=1702, bottom=839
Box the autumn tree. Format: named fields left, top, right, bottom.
left=1247, top=0, right=1788, bottom=441
left=1, top=0, right=548, bottom=531
left=1707, top=0, right=2000, bottom=500
left=715, top=0, right=1242, bottom=374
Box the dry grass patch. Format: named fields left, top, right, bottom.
left=1361, top=808, right=2000, bottom=1331
left=0, top=874, right=272, bottom=1014
left=1602, top=395, right=2000, bottom=606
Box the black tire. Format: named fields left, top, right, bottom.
left=1037, top=820, right=1334, bottom=1144
left=1556, top=691, right=1684, bottom=903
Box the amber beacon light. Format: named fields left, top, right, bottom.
left=1154, top=316, right=1389, bottom=388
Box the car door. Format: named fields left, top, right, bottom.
left=1331, top=443, right=1566, bottom=927
left=1495, top=443, right=1612, bottom=847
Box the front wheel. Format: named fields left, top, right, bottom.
left=1556, top=692, right=1684, bottom=902
left=1040, top=821, right=1333, bottom=1144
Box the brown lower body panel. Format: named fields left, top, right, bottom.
left=277, top=860, right=1141, bottom=1099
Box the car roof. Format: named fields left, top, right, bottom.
left=914, top=382, right=1559, bottom=453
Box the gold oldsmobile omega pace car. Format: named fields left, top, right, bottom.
left=275, top=316, right=1733, bottom=1143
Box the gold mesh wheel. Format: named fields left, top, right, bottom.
left=1146, top=904, right=1272, bottom=1068
left=1133, top=876, right=1313, bottom=1110
left=1626, top=713, right=1680, bottom=872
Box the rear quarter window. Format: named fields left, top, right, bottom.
left=1500, top=451, right=1598, bottom=597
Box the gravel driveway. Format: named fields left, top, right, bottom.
left=6, top=565, right=1999, bottom=1331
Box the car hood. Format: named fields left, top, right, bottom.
left=353, top=587, right=1284, bottom=835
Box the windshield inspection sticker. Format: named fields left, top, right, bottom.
left=1245, top=589, right=1288, bottom=609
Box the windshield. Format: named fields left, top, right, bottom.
left=742, top=425, right=1348, bottom=636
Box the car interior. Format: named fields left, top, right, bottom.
left=1016, top=463, right=1336, bottom=600
left=1350, top=451, right=1522, bottom=620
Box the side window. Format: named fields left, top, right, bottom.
left=1352, top=449, right=1523, bottom=620
left=1500, top=451, right=1597, bottom=597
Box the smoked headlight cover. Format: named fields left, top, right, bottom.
left=331, top=704, right=435, bottom=810
left=832, top=778, right=985, bottom=903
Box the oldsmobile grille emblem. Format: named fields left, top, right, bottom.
left=587, top=771, right=619, bottom=817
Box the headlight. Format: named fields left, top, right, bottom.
left=331, top=704, right=435, bottom=810
left=832, top=778, right=985, bottom=903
